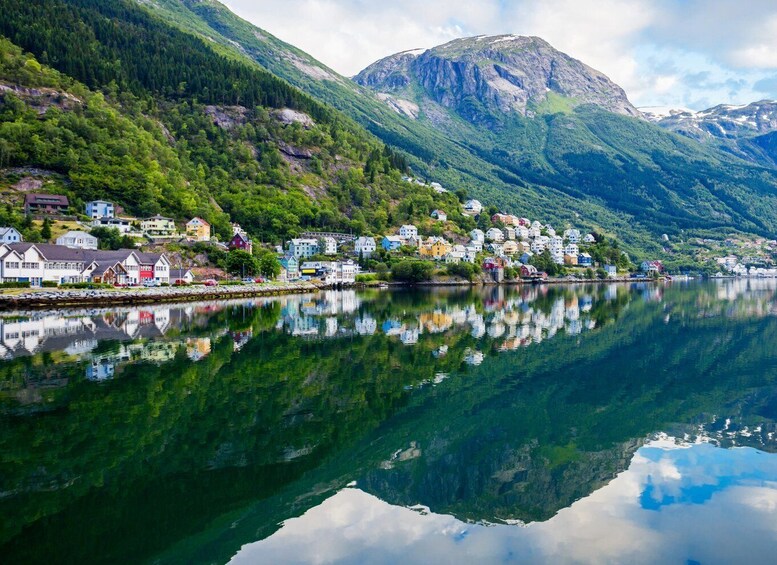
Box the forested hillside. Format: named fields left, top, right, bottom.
left=0, top=0, right=463, bottom=243
left=140, top=0, right=777, bottom=260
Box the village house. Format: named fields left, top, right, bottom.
left=486, top=227, right=504, bottom=242
left=185, top=217, right=211, bottom=242
left=578, top=253, right=593, bottom=267
left=354, top=236, right=376, bottom=258
left=92, top=217, right=134, bottom=234
left=430, top=210, right=447, bottom=222
left=445, top=245, right=466, bottom=264
left=399, top=224, right=418, bottom=239
left=85, top=200, right=115, bottom=219
left=141, top=215, right=177, bottom=237
left=469, top=240, right=483, bottom=252
left=419, top=237, right=452, bottom=259
left=24, top=194, right=69, bottom=215
left=564, top=229, right=580, bottom=243
left=229, top=232, right=253, bottom=254
left=516, top=226, right=529, bottom=240
left=56, top=230, right=98, bottom=250
left=170, top=268, right=194, bottom=284
left=289, top=238, right=319, bottom=259
left=464, top=245, right=479, bottom=264
left=505, top=227, right=516, bottom=240
left=583, top=233, right=596, bottom=243
left=530, top=239, right=545, bottom=253
left=470, top=229, right=485, bottom=243
left=382, top=235, right=404, bottom=252
left=488, top=242, right=504, bottom=256
left=604, top=265, right=617, bottom=278
left=0, top=227, right=22, bottom=244
left=299, top=260, right=357, bottom=285
left=463, top=199, right=483, bottom=215
left=529, top=225, right=542, bottom=238
left=320, top=236, right=338, bottom=256
left=520, top=250, right=534, bottom=264
left=564, top=243, right=579, bottom=256
left=545, top=225, right=556, bottom=237
left=641, top=260, right=664, bottom=274
left=516, top=241, right=531, bottom=255
left=564, top=254, right=579, bottom=266
left=502, top=240, right=519, bottom=256
left=280, top=255, right=299, bottom=281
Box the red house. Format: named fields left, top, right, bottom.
left=229, top=232, right=253, bottom=254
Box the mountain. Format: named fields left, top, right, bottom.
left=128, top=3, right=777, bottom=265
left=644, top=100, right=777, bottom=168
left=644, top=101, right=777, bottom=141
left=4, top=0, right=777, bottom=266
left=354, top=35, right=641, bottom=125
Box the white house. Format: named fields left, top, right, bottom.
left=549, top=236, right=563, bottom=254
left=516, top=226, right=529, bottom=240
left=92, top=217, right=134, bottom=234
left=486, top=228, right=504, bottom=242
left=320, top=236, right=337, bottom=256
left=531, top=239, right=545, bottom=253
left=399, top=224, right=418, bottom=239
left=464, top=245, right=479, bottom=264
left=505, top=227, right=516, bottom=240
left=56, top=231, right=98, bottom=250
left=289, top=238, right=319, bottom=259
left=564, top=229, right=580, bottom=243
left=0, top=227, right=22, bottom=244
left=354, top=236, right=376, bottom=258
left=564, top=243, right=579, bottom=256
left=470, top=229, right=485, bottom=243
left=463, top=199, right=483, bottom=215
left=85, top=200, right=115, bottom=219
left=545, top=225, right=556, bottom=237
left=583, top=233, right=596, bottom=243
left=431, top=210, right=448, bottom=222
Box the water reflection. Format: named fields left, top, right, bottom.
left=234, top=439, right=777, bottom=565
left=1, top=279, right=777, bottom=564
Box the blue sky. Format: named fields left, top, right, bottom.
left=224, top=0, right=777, bottom=110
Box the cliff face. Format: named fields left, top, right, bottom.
left=355, top=35, right=640, bottom=125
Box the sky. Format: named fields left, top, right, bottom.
left=223, top=0, right=777, bottom=111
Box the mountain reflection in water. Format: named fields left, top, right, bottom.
left=1, top=280, right=776, bottom=564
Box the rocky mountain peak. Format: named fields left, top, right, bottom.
left=354, top=34, right=641, bottom=125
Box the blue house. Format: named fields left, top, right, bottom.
left=0, top=227, right=22, bottom=244
left=85, top=200, right=115, bottom=219
left=381, top=236, right=403, bottom=251
left=578, top=253, right=593, bottom=267
left=280, top=255, right=299, bottom=279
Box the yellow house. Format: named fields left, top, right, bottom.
left=419, top=237, right=452, bottom=259
left=186, top=217, right=211, bottom=242
left=502, top=240, right=519, bottom=255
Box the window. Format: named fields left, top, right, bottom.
left=22, top=262, right=39, bottom=269
left=6, top=262, right=19, bottom=269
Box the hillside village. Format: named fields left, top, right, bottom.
left=0, top=174, right=663, bottom=288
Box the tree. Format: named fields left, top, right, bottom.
left=255, top=248, right=281, bottom=279
left=391, top=260, right=435, bottom=282
left=225, top=249, right=258, bottom=277
left=375, top=262, right=389, bottom=280
left=40, top=218, right=52, bottom=241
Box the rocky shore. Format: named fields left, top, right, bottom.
left=0, top=282, right=324, bottom=310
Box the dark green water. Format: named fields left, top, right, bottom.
left=1, top=281, right=777, bottom=564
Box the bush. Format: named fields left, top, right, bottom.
left=41, top=281, right=59, bottom=288
left=0, top=281, right=31, bottom=288
left=356, top=274, right=377, bottom=283
left=446, top=262, right=476, bottom=281
left=391, top=260, right=435, bottom=282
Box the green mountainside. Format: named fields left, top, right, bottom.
left=2, top=0, right=777, bottom=263
left=136, top=1, right=777, bottom=260
left=0, top=0, right=464, bottom=244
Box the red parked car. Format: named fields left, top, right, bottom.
left=203, top=279, right=219, bottom=287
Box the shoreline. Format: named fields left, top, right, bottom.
left=0, top=277, right=660, bottom=311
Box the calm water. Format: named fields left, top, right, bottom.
left=1, top=281, right=777, bottom=564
